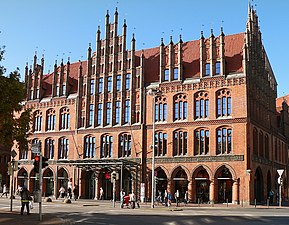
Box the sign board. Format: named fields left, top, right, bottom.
left=277, top=169, right=284, bottom=177
left=31, top=143, right=40, bottom=154
left=11, top=149, right=17, bottom=158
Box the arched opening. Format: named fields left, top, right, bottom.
left=155, top=167, right=168, bottom=197
left=194, top=167, right=210, bottom=203
left=17, top=168, right=28, bottom=188
left=172, top=167, right=188, bottom=200
left=99, top=169, right=113, bottom=200
left=43, top=168, right=54, bottom=197
left=216, top=166, right=233, bottom=203
left=57, top=168, right=69, bottom=197
left=254, top=167, right=264, bottom=203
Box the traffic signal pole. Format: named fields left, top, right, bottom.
left=39, top=154, right=43, bottom=221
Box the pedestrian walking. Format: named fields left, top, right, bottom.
left=184, top=191, right=188, bottom=206
left=59, top=186, right=65, bottom=198
left=20, top=186, right=32, bottom=215
left=1, top=184, right=8, bottom=198
left=130, top=191, right=136, bottom=209
left=73, top=185, right=78, bottom=201
left=99, top=187, right=104, bottom=200
left=175, top=190, right=180, bottom=207
left=120, top=189, right=125, bottom=208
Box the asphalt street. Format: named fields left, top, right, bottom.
left=0, top=197, right=289, bottom=225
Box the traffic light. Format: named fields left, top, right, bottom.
left=33, top=155, right=40, bottom=173
left=42, top=157, right=49, bottom=169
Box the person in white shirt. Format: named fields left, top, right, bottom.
left=129, top=192, right=136, bottom=209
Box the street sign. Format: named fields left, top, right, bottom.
left=32, top=143, right=40, bottom=154
left=11, top=149, right=17, bottom=158
left=277, top=169, right=284, bottom=177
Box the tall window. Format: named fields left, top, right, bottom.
left=119, top=133, right=131, bottom=157
left=60, top=107, right=70, bottom=130
left=174, top=94, right=188, bottom=120
left=98, top=78, right=103, bottom=93
left=125, top=74, right=131, bottom=90
left=265, top=134, right=269, bottom=159
left=217, top=89, right=232, bottom=117
left=216, top=127, right=232, bottom=155
left=56, top=85, right=60, bottom=96
left=116, top=75, right=122, bottom=91
left=195, top=92, right=209, bottom=119
left=215, top=62, right=221, bottom=75
left=101, top=135, right=113, bottom=158
left=59, top=137, right=69, bottom=159
left=84, top=135, right=95, bottom=158
left=33, top=110, right=42, bottom=132
left=259, top=131, right=264, bottom=157
left=97, top=103, right=103, bottom=126
left=115, top=101, right=121, bottom=125
left=36, top=88, right=40, bottom=98
left=155, top=132, right=167, bottom=156
left=194, top=129, right=209, bottom=155
left=173, top=68, right=179, bottom=80
left=107, top=76, right=112, bottom=92
left=164, top=69, right=169, bottom=81
left=89, top=104, right=94, bottom=127
left=205, top=63, right=210, bottom=76
left=46, top=109, right=56, bottom=131
left=173, top=130, right=188, bottom=156
left=106, top=102, right=112, bottom=125
left=62, top=85, right=66, bottom=96
left=125, top=100, right=130, bottom=123
left=90, top=79, right=95, bottom=95
left=155, top=97, right=167, bottom=122
left=45, top=138, right=54, bottom=159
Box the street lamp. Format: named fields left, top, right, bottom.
left=147, top=88, right=161, bottom=208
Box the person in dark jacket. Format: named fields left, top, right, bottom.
left=20, top=186, right=31, bottom=215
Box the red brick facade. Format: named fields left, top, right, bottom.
left=13, top=6, right=289, bottom=205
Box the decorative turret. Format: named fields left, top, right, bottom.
left=200, top=31, right=205, bottom=77
left=159, top=38, right=165, bottom=82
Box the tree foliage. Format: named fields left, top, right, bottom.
left=0, top=45, right=31, bottom=152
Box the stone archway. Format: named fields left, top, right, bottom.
left=254, top=167, right=264, bottom=203
left=57, top=168, right=69, bottom=197
left=17, top=168, right=28, bottom=188
left=215, top=166, right=233, bottom=203
left=171, top=167, right=188, bottom=200
left=155, top=167, right=168, bottom=198
left=193, top=166, right=210, bottom=204
left=43, top=168, right=54, bottom=197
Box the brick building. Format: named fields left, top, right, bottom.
left=14, top=5, right=289, bottom=205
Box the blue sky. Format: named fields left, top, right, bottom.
left=0, top=0, right=288, bottom=97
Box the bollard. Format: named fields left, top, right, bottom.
left=267, top=198, right=269, bottom=208
left=226, top=199, right=228, bottom=207
left=241, top=199, right=243, bottom=207
left=254, top=199, right=256, bottom=208
left=198, top=198, right=200, bottom=207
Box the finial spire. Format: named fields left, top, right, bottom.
left=170, top=35, right=173, bottom=44
left=160, top=38, right=164, bottom=46
left=179, top=34, right=183, bottom=43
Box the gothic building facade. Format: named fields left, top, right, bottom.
left=14, top=5, right=289, bottom=204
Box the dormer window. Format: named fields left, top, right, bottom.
left=173, top=68, right=178, bottom=80
left=164, top=69, right=169, bottom=81
left=215, top=62, right=221, bottom=75
left=205, top=63, right=210, bottom=77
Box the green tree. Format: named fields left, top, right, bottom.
left=0, top=45, right=31, bottom=153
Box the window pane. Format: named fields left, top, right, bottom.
left=173, top=68, right=178, bottom=80
left=164, top=69, right=169, bottom=81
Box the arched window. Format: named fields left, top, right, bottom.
left=155, top=131, right=167, bottom=156
left=46, top=109, right=56, bottom=131
left=216, top=89, right=231, bottom=117
left=101, top=134, right=113, bottom=158
left=59, top=137, right=69, bottom=159
left=174, top=94, right=188, bottom=121
left=265, top=134, right=269, bottom=159
left=194, top=128, right=209, bottom=155
left=118, top=133, right=131, bottom=157
left=155, top=96, right=167, bottom=122
left=33, top=110, right=42, bottom=132
left=253, top=128, right=258, bottom=155
left=45, top=138, right=54, bottom=159
left=60, top=107, right=70, bottom=130
left=194, top=91, right=209, bottom=119
left=84, top=135, right=96, bottom=158
left=216, top=127, right=232, bottom=155
left=259, top=131, right=264, bottom=157
left=173, top=130, right=188, bottom=156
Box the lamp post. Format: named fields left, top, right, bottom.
left=10, top=149, right=17, bottom=212
left=147, top=88, right=161, bottom=208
